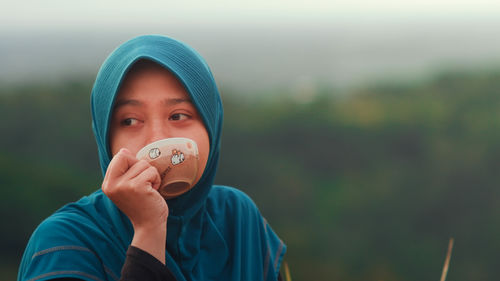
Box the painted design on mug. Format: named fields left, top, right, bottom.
left=171, top=149, right=185, bottom=165
left=149, top=148, right=161, bottom=159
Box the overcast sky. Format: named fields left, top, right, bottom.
left=3, top=0, right=500, bottom=30
left=1, top=0, right=500, bottom=91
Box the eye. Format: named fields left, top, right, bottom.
left=169, top=113, right=190, bottom=121
left=121, top=118, right=139, bottom=126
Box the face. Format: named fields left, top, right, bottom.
left=109, top=63, right=210, bottom=186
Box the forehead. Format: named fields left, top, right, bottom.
left=116, top=60, right=191, bottom=102
left=125, top=59, right=170, bottom=78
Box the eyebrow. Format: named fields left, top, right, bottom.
left=113, top=97, right=192, bottom=109
left=114, top=99, right=141, bottom=109
left=163, top=98, right=192, bottom=106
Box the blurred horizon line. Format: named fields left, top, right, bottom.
left=1, top=21, right=500, bottom=94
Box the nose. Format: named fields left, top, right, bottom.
left=145, top=119, right=171, bottom=144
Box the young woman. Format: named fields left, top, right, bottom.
left=18, top=35, right=286, bottom=281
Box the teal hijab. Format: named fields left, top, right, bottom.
left=18, top=35, right=285, bottom=281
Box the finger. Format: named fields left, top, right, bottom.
left=106, top=148, right=139, bottom=180
left=151, top=167, right=161, bottom=190
left=124, top=159, right=153, bottom=180
left=131, top=166, right=162, bottom=191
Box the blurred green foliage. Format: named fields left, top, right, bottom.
left=1, top=69, right=500, bottom=280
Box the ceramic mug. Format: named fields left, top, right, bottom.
left=136, top=138, right=199, bottom=199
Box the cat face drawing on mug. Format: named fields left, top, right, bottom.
left=149, top=148, right=161, bottom=159
left=171, top=149, right=185, bottom=165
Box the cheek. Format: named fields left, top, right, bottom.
left=195, top=129, right=211, bottom=182
left=109, top=131, right=142, bottom=157
left=109, top=122, right=128, bottom=156
left=199, top=141, right=210, bottom=171
left=109, top=131, right=122, bottom=156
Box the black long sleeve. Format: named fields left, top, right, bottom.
left=51, top=246, right=176, bottom=281
left=51, top=247, right=284, bottom=281
left=119, top=246, right=177, bottom=281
